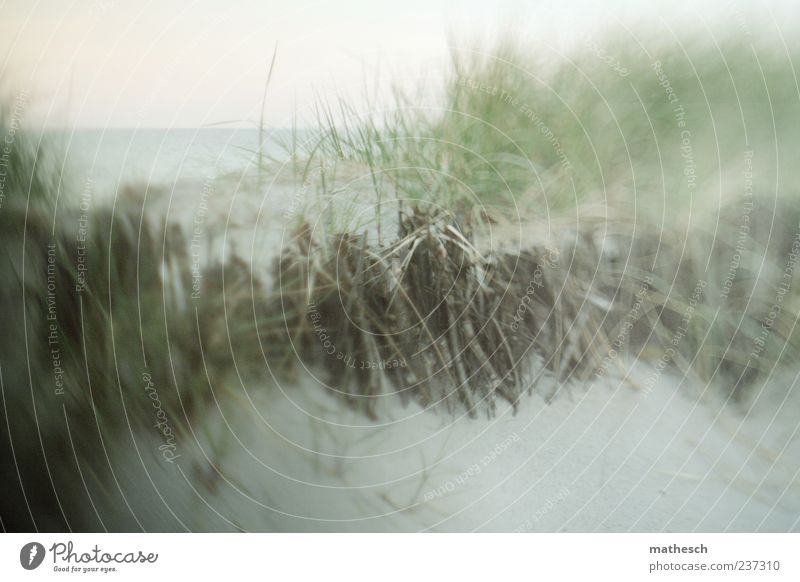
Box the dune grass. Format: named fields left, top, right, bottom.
left=271, top=29, right=800, bottom=401
left=2, top=29, right=798, bottom=429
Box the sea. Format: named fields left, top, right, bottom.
left=54, top=128, right=299, bottom=194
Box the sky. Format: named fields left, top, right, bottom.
left=1, top=0, right=797, bottom=128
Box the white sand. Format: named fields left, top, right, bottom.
left=107, top=362, right=799, bottom=532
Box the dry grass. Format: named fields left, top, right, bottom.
left=262, top=206, right=640, bottom=417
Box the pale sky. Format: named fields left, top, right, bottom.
left=1, top=0, right=796, bottom=128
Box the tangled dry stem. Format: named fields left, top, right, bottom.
left=267, top=207, right=623, bottom=418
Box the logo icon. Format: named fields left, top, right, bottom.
left=20, top=542, right=46, bottom=570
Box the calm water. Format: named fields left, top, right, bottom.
left=57, top=128, right=296, bottom=193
